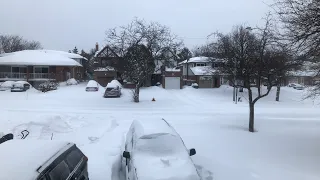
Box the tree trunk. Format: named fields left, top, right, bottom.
left=276, top=84, right=281, bottom=101
left=239, top=87, right=243, bottom=92
left=134, top=84, right=140, bottom=102
left=248, top=88, right=255, bottom=132
left=249, top=102, right=255, bottom=132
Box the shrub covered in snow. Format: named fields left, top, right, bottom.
left=191, top=83, right=199, bottom=89
left=66, top=78, right=78, bottom=85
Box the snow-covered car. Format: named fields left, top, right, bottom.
left=0, top=80, right=15, bottom=91
left=86, top=80, right=99, bottom=91
left=122, top=119, right=200, bottom=180
left=104, top=83, right=121, bottom=97
left=11, top=81, right=31, bottom=92
left=0, top=140, right=89, bottom=180
left=288, top=83, right=304, bottom=90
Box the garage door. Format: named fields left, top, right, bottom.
left=165, top=77, right=180, bottom=89
left=199, top=76, right=213, bottom=88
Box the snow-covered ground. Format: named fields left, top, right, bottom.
left=1, top=83, right=320, bottom=180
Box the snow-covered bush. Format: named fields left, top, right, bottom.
left=191, top=83, right=199, bottom=89
left=66, top=78, right=78, bottom=85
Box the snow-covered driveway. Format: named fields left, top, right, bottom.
left=1, top=83, right=320, bottom=180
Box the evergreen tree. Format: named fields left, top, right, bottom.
left=72, top=46, right=78, bottom=54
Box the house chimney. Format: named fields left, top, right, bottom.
left=95, top=42, right=99, bottom=52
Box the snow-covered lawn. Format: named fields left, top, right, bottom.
left=1, top=84, right=320, bottom=180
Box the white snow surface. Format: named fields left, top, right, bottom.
left=0, top=80, right=15, bottom=88
left=0, top=50, right=82, bottom=66
left=37, top=50, right=88, bottom=60
left=190, top=66, right=218, bottom=75
left=109, top=80, right=122, bottom=88
left=1, top=84, right=320, bottom=180
left=0, top=140, right=71, bottom=180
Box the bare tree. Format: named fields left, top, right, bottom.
left=274, top=0, right=320, bottom=98
left=106, top=18, right=182, bottom=70
left=123, top=44, right=155, bottom=102
left=214, top=15, right=298, bottom=132
left=105, top=18, right=182, bottom=101
left=0, top=35, right=42, bottom=53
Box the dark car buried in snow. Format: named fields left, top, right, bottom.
left=11, top=82, right=31, bottom=92
left=104, top=83, right=121, bottom=98
left=0, top=139, right=89, bottom=180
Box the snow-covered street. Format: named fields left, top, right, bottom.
left=1, top=83, right=320, bottom=180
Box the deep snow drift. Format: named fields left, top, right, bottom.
left=0, top=84, right=320, bottom=180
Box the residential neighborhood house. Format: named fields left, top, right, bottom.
left=178, top=56, right=226, bottom=88
left=0, top=50, right=87, bottom=88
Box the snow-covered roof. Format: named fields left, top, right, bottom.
left=0, top=140, right=72, bottom=180
left=287, top=70, right=318, bottom=77
left=165, top=67, right=181, bottom=72
left=0, top=50, right=82, bottom=67
left=0, top=50, right=87, bottom=60
left=178, top=57, right=225, bottom=65
left=190, top=66, right=218, bottom=76
left=36, top=50, right=88, bottom=60
left=94, top=66, right=116, bottom=72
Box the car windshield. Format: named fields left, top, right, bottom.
left=135, top=134, right=184, bottom=155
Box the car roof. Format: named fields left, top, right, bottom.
left=0, top=140, right=73, bottom=180
left=86, top=80, right=98, bottom=87
left=132, top=119, right=177, bottom=139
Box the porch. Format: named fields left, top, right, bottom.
left=0, top=72, right=55, bottom=81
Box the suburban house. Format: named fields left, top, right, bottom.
left=178, top=56, right=226, bottom=88
left=0, top=50, right=87, bottom=87
left=92, top=43, right=182, bottom=88
left=284, top=61, right=320, bottom=86
left=92, top=45, right=123, bottom=87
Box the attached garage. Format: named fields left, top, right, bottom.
left=199, top=76, right=213, bottom=88
left=164, top=77, right=181, bottom=89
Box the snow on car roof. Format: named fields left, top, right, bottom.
left=106, top=83, right=118, bottom=88
left=0, top=140, right=72, bottom=180
left=0, top=80, right=15, bottom=87
left=87, top=80, right=98, bottom=87
left=0, top=50, right=82, bottom=66
left=132, top=119, right=177, bottom=139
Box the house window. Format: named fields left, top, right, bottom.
left=196, top=63, right=206, bottom=67
left=34, top=67, right=49, bottom=73
left=11, top=66, right=27, bottom=73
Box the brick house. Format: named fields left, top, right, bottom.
left=178, top=57, right=226, bottom=88
left=0, top=50, right=86, bottom=87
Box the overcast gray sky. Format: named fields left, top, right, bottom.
left=0, top=0, right=272, bottom=52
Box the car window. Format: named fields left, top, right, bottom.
left=49, top=160, right=70, bottom=180
left=106, top=88, right=113, bottom=91
left=66, top=149, right=83, bottom=171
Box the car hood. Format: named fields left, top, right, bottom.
left=133, top=154, right=201, bottom=180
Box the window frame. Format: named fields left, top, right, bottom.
left=34, top=66, right=49, bottom=74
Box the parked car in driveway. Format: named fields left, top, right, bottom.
left=122, top=119, right=201, bottom=180
left=104, top=82, right=121, bottom=98
left=0, top=140, right=89, bottom=180
left=0, top=80, right=15, bottom=91
left=11, top=81, right=31, bottom=92
left=86, top=80, right=99, bottom=91
left=288, top=83, right=304, bottom=90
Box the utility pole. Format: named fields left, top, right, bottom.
left=233, top=59, right=237, bottom=102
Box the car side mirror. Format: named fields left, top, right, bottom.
left=189, top=148, right=196, bottom=156
left=123, top=151, right=130, bottom=159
